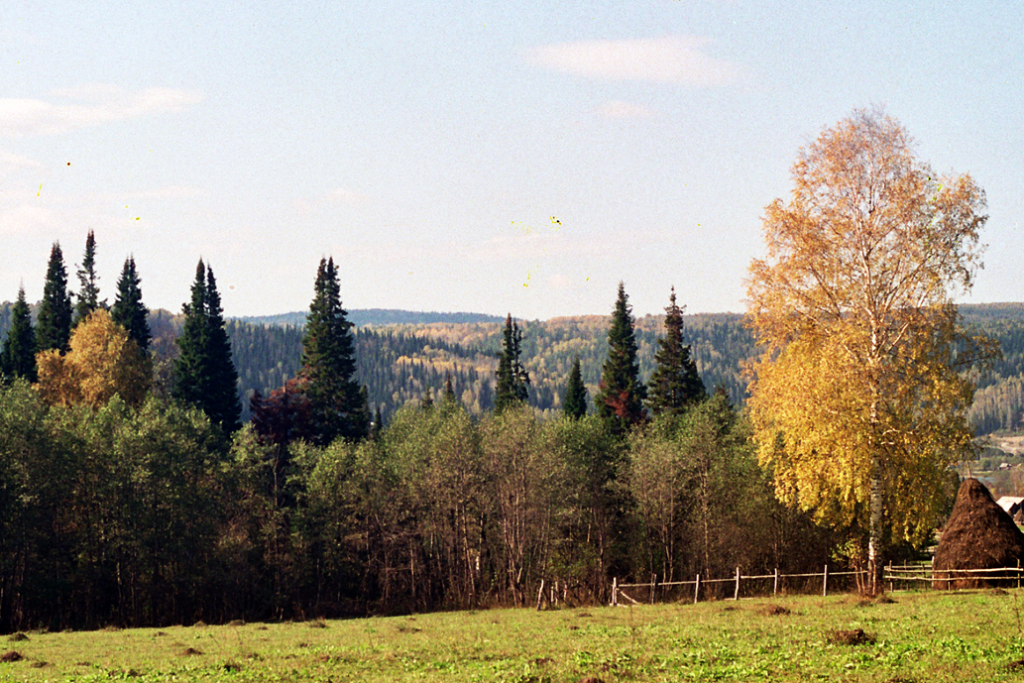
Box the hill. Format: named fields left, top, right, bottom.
left=5, top=302, right=1024, bottom=435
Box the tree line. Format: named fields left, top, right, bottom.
left=0, top=108, right=1005, bottom=624
left=0, top=243, right=836, bottom=629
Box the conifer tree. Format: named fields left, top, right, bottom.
left=73, top=230, right=104, bottom=325
left=172, top=259, right=241, bottom=432
left=562, top=356, right=588, bottom=419
left=300, top=257, right=368, bottom=444
left=595, top=282, right=646, bottom=433
left=494, top=313, right=530, bottom=412
left=647, top=287, right=706, bottom=417
left=1, top=287, right=37, bottom=382
left=110, top=256, right=151, bottom=352
left=36, top=242, right=73, bottom=353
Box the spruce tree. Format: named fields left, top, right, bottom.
left=299, top=257, right=368, bottom=444
left=1, top=287, right=37, bottom=382
left=172, top=259, right=241, bottom=432
left=494, top=313, right=530, bottom=412
left=110, top=256, right=151, bottom=352
left=36, top=242, right=73, bottom=353
left=647, top=287, right=706, bottom=417
left=562, top=356, right=588, bottom=419
left=73, top=230, right=104, bottom=325
left=595, top=282, right=646, bottom=433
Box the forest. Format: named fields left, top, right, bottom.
left=0, top=110, right=1013, bottom=628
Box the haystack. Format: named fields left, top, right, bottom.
left=933, top=478, right=1024, bottom=589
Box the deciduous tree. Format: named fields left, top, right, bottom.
left=36, top=309, right=150, bottom=408
left=746, top=109, right=992, bottom=590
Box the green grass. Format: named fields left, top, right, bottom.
left=3, top=590, right=1024, bottom=682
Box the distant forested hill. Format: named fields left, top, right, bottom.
left=237, top=309, right=504, bottom=327
left=5, top=302, right=1024, bottom=434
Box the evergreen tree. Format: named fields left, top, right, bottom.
left=172, top=259, right=241, bottom=432
left=562, top=356, right=588, bottom=419
left=73, top=230, right=104, bottom=325
left=647, top=287, right=706, bottom=417
left=595, top=282, right=646, bottom=433
left=36, top=242, right=73, bottom=353
left=494, top=313, right=530, bottom=412
left=1, top=287, right=37, bottom=382
left=110, top=256, right=151, bottom=352
left=300, top=257, right=368, bottom=444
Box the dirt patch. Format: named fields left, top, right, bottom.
left=579, top=678, right=606, bottom=683
left=827, top=629, right=874, bottom=646
left=227, top=619, right=245, bottom=626
left=0, top=651, right=22, bottom=662
left=222, top=661, right=243, bottom=672
left=933, top=478, right=1024, bottom=588
left=763, top=604, right=790, bottom=615
left=7, top=633, right=28, bottom=642
left=533, top=657, right=554, bottom=666
left=181, top=647, right=204, bottom=656
left=1008, top=659, right=1024, bottom=671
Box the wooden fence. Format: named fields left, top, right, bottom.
left=608, top=562, right=1024, bottom=606
left=609, top=565, right=865, bottom=606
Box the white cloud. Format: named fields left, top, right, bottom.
left=0, top=85, right=203, bottom=137
left=525, top=36, right=739, bottom=86
left=595, top=100, right=657, bottom=119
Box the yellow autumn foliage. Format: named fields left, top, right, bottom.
left=746, top=109, right=993, bottom=564
left=36, top=309, right=150, bottom=408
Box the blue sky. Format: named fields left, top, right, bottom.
left=1, top=1, right=1021, bottom=320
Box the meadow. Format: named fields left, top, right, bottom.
left=2, top=589, right=1024, bottom=682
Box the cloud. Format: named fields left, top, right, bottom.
left=525, top=36, right=739, bottom=86
left=0, top=85, right=203, bottom=137
left=595, top=100, right=657, bottom=119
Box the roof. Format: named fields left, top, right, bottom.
left=995, top=496, right=1024, bottom=513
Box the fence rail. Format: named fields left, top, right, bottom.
left=609, top=562, right=1024, bottom=606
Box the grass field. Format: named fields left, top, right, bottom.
left=2, top=589, right=1024, bottom=682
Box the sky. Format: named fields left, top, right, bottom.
left=0, top=1, right=1021, bottom=321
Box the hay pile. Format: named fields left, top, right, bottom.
left=933, top=478, right=1024, bottom=589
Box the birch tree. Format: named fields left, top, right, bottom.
left=746, top=109, right=992, bottom=591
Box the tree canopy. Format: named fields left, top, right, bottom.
left=73, top=230, right=104, bottom=325
left=596, top=282, right=646, bottom=433
left=646, top=288, right=705, bottom=417
left=110, top=256, right=151, bottom=352
left=36, top=309, right=150, bottom=409
left=746, top=108, right=992, bottom=590
left=1, top=287, right=37, bottom=383
left=300, top=257, right=368, bottom=444
left=172, top=259, right=241, bottom=432
left=562, top=356, right=588, bottom=419
left=36, top=242, right=73, bottom=353
left=494, top=314, right=530, bottom=412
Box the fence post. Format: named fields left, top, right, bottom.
left=773, top=568, right=779, bottom=596
left=822, top=564, right=828, bottom=597
left=536, top=579, right=545, bottom=610
left=734, top=567, right=741, bottom=601
left=694, top=574, right=700, bottom=604
left=611, top=577, right=617, bottom=607
left=651, top=574, right=657, bottom=605
left=1018, top=560, right=1021, bottom=590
